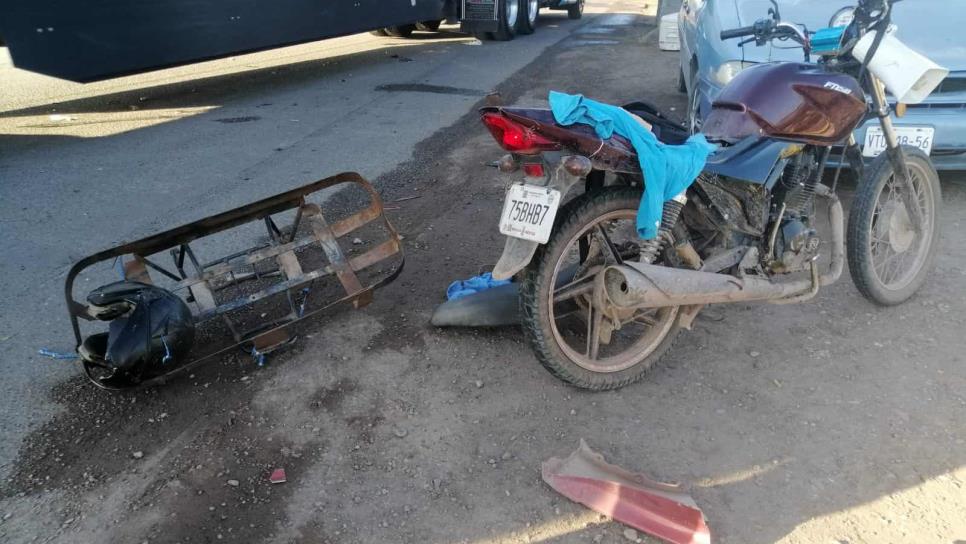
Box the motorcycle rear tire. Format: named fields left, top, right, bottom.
left=519, top=188, right=681, bottom=390
left=847, top=146, right=942, bottom=305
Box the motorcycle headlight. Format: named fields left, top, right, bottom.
left=712, top=61, right=755, bottom=86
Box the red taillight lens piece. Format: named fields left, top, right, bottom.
left=522, top=163, right=545, bottom=177
left=481, top=113, right=560, bottom=155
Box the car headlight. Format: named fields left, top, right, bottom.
left=712, top=61, right=755, bottom=86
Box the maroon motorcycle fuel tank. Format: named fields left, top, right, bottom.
left=702, top=62, right=867, bottom=146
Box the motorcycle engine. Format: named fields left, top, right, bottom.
left=771, top=219, right=820, bottom=273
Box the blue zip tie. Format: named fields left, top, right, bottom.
left=113, top=257, right=126, bottom=280
left=297, top=286, right=311, bottom=317
left=160, top=336, right=173, bottom=365
left=38, top=348, right=78, bottom=360
left=251, top=346, right=266, bottom=367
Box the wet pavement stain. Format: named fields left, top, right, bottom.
left=374, top=83, right=485, bottom=97
left=213, top=116, right=261, bottom=124
left=569, top=40, right=622, bottom=46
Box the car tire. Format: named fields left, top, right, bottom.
left=517, top=0, right=539, bottom=35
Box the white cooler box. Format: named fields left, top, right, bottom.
left=659, top=13, right=680, bottom=51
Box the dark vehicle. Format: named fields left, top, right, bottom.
left=481, top=0, right=942, bottom=389
left=0, top=0, right=583, bottom=82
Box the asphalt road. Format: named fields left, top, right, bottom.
left=0, top=2, right=648, bottom=478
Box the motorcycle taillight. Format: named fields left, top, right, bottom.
left=481, top=113, right=560, bottom=155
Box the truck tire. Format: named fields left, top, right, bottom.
left=416, top=20, right=442, bottom=32
left=384, top=24, right=416, bottom=38
left=516, top=0, right=539, bottom=35
left=568, top=0, right=585, bottom=20
left=491, top=0, right=520, bottom=41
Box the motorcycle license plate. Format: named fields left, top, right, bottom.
left=863, top=125, right=934, bottom=157
left=499, top=184, right=561, bottom=244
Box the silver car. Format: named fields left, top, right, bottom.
left=678, top=0, right=966, bottom=169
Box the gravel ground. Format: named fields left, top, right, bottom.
left=2, top=3, right=965, bottom=543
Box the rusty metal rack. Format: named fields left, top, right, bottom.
left=64, top=172, right=404, bottom=389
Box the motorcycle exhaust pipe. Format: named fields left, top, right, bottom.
left=603, top=186, right=843, bottom=309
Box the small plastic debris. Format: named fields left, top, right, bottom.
left=352, top=238, right=364, bottom=245
left=251, top=347, right=266, bottom=367
left=623, top=528, right=639, bottom=541
left=132, top=451, right=144, bottom=459
left=447, top=273, right=511, bottom=301
left=475, top=380, right=484, bottom=389
left=37, top=348, right=78, bottom=360
left=227, top=479, right=240, bottom=487
left=542, top=440, right=710, bottom=544
left=269, top=468, right=287, bottom=484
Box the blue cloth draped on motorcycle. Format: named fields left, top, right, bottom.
left=548, top=91, right=717, bottom=239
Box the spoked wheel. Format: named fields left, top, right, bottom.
left=520, top=188, right=681, bottom=390
left=847, top=147, right=942, bottom=305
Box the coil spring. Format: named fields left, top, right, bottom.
left=639, top=198, right=685, bottom=264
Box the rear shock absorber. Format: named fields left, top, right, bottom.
left=638, top=192, right=687, bottom=264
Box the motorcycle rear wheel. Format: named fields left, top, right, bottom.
left=847, top=146, right=941, bottom=305
left=519, top=188, right=681, bottom=390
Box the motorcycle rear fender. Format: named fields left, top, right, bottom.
left=491, top=155, right=586, bottom=280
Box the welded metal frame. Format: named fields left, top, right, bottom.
left=64, top=172, right=403, bottom=388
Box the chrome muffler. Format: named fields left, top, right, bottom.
left=602, top=185, right=844, bottom=309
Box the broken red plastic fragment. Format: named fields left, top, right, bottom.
left=542, top=440, right=710, bottom=544
left=269, top=468, right=287, bottom=484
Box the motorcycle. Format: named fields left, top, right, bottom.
left=479, top=0, right=944, bottom=389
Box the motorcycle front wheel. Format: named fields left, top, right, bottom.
left=847, top=146, right=942, bottom=305
left=519, top=188, right=681, bottom=390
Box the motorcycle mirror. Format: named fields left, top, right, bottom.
left=768, top=0, right=781, bottom=21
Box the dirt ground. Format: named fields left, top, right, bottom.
left=3, top=7, right=966, bottom=544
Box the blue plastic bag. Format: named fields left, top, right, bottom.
left=446, top=272, right=512, bottom=301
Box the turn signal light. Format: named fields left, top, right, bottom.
left=481, top=113, right=560, bottom=155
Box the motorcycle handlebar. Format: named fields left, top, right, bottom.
left=720, top=26, right=756, bottom=40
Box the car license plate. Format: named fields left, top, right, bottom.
left=499, top=184, right=561, bottom=244
left=863, top=125, right=934, bottom=157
